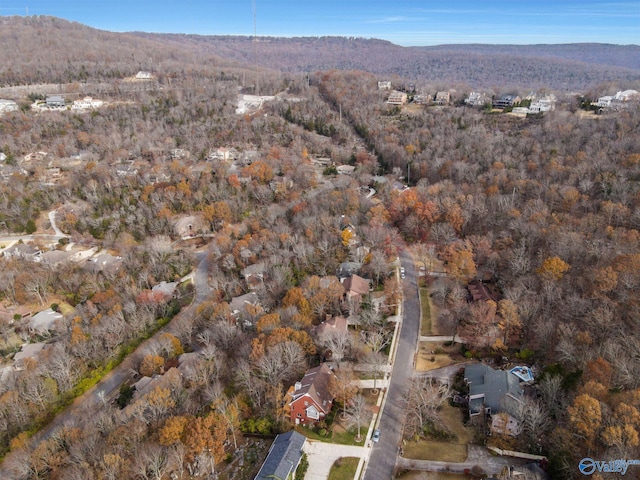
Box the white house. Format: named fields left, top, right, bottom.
left=72, top=97, right=104, bottom=110
left=596, top=90, right=640, bottom=109
left=135, top=71, right=153, bottom=80
left=0, top=99, right=18, bottom=113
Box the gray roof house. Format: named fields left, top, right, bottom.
left=255, top=431, right=306, bottom=480
left=464, top=364, right=524, bottom=417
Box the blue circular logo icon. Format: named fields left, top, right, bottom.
left=579, top=458, right=596, bottom=475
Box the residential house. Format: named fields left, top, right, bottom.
left=23, top=151, right=48, bottom=163
left=528, top=94, right=556, bottom=113
left=434, top=91, right=451, bottom=105
left=387, top=91, right=407, bottom=105
left=173, top=214, right=207, bottom=238
left=493, top=94, right=521, bottom=109
left=0, top=99, right=18, bottom=113
left=241, top=263, right=266, bottom=289
left=14, top=342, right=48, bottom=370
left=377, top=81, right=392, bottom=90
left=413, top=94, right=431, bottom=105
left=337, top=262, right=362, bottom=279
left=596, top=89, right=640, bottom=110
left=3, top=243, right=42, bottom=261
left=464, top=364, right=525, bottom=436
left=71, top=97, right=103, bottom=110
left=467, top=280, right=499, bottom=303
left=41, top=249, right=72, bottom=268
left=85, top=252, right=123, bottom=273
left=229, top=292, right=261, bottom=324
left=28, top=308, right=63, bottom=336
left=465, top=92, right=489, bottom=107
left=255, top=431, right=306, bottom=480
left=315, top=315, right=348, bottom=342
left=135, top=71, right=153, bottom=80
left=45, top=95, right=66, bottom=108
left=336, top=165, right=356, bottom=175
left=287, top=364, right=334, bottom=425
left=42, top=166, right=63, bottom=184
left=115, top=164, right=138, bottom=177
left=342, top=274, right=372, bottom=300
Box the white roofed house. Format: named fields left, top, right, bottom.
left=72, top=97, right=104, bottom=110
left=135, top=71, right=153, bottom=80
left=0, top=99, right=18, bottom=113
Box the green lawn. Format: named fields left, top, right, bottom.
left=295, top=426, right=363, bottom=446
left=419, top=286, right=435, bottom=336
left=403, top=440, right=467, bottom=462
left=328, top=457, right=359, bottom=480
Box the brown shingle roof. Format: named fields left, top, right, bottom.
left=290, top=364, right=334, bottom=414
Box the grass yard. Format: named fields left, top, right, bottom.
left=328, top=457, right=359, bottom=480
left=403, top=404, right=474, bottom=462
left=415, top=342, right=461, bottom=372
left=419, top=286, right=436, bottom=336
left=403, top=439, right=467, bottom=462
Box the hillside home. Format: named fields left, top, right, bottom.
left=45, top=95, right=65, bottom=108
left=255, top=431, right=306, bottom=480
left=493, top=94, right=521, bottom=109
left=596, top=89, right=640, bottom=109
left=23, top=151, right=48, bottom=162
left=135, top=71, right=153, bottom=80
left=434, top=91, right=451, bottom=105
left=465, top=92, right=489, bottom=107
left=230, top=292, right=261, bottom=324
left=241, top=262, right=266, bottom=289
left=413, top=94, right=431, bottom=105
left=0, top=99, right=18, bottom=113
left=528, top=95, right=556, bottom=113
left=315, top=315, right=348, bottom=342
left=28, top=308, right=63, bottom=336
left=14, top=342, right=48, bottom=370
left=342, top=274, right=372, bottom=301
left=173, top=214, right=207, bottom=238
left=2, top=243, right=42, bottom=261
left=464, top=364, right=525, bottom=436
left=72, top=96, right=103, bottom=110
left=336, top=165, right=356, bottom=175
left=387, top=91, right=407, bottom=105
left=378, top=81, right=392, bottom=90
left=467, top=280, right=499, bottom=303
left=287, top=364, right=334, bottom=425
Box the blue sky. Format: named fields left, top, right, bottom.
left=1, top=1, right=638, bottom=46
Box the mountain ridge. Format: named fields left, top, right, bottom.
left=1, top=15, right=639, bottom=91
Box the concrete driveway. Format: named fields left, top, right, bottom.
left=304, top=441, right=367, bottom=480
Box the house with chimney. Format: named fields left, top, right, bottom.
left=287, top=364, right=334, bottom=425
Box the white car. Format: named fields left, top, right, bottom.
left=372, top=429, right=381, bottom=443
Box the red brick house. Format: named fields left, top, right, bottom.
left=287, top=364, right=334, bottom=425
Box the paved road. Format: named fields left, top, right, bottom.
left=363, top=247, right=421, bottom=480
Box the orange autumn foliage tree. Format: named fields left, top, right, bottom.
left=536, top=256, right=570, bottom=282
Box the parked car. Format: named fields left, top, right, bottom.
left=372, top=429, right=380, bottom=443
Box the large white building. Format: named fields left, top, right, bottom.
left=596, top=89, right=640, bottom=109
left=0, top=99, right=18, bottom=113
left=72, top=96, right=104, bottom=110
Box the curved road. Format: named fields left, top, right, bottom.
left=363, top=246, right=421, bottom=480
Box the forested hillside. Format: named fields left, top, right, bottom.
left=0, top=14, right=639, bottom=480
left=1, top=16, right=640, bottom=91
left=134, top=33, right=640, bottom=91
